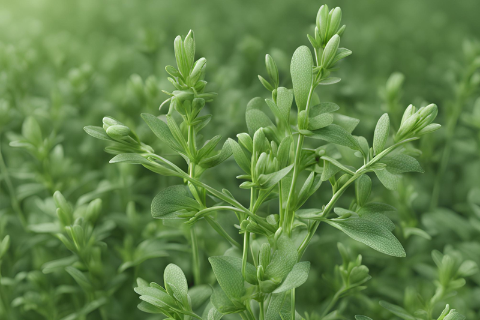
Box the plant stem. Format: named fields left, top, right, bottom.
left=284, top=85, right=315, bottom=234
left=204, top=216, right=241, bottom=248
left=290, top=288, right=295, bottom=320
left=190, top=225, right=201, bottom=285
left=0, top=141, right=27, bottom=229
left=259, top=298, right=265, bottom=320
left=243, top=188, right=256, bottom=279
left=430, top=96, right=467, bottom=210
left=320, top=288, right=343, bottom=317
left=297, top=138, right=415, bottom=258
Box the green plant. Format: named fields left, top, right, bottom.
left=85, top=4, right=446, bottom=319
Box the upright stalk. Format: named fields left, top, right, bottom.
left=0, top=141, right=27, bottom=228
left=284, top=86, right=315, bottom=234
left=190, top=225, right=201, bottom=285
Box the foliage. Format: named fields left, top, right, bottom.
left=0, top=0, right=479, bottom=320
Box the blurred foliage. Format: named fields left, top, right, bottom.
left=0, top=0, right=479, bottom=319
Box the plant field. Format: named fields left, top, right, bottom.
left=1, top=1, right=480, bottom=319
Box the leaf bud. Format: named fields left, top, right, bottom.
left=237, top=133, right=253, bottom=153
left=265, top=54, right=279, bottom=88
left=327, top=8, right=342, bottom=39
left=258, top=243, right=271, bottom=267
left=106, top=125, right=132, bottom=140
left=321, top=35, right=340, bottom=69
left=190, top=57, right=206, bottom=84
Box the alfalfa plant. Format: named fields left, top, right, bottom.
left=86, top=4, right=442, bottom=319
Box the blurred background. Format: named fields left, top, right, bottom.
left=1, top=0, right=480, bottom=319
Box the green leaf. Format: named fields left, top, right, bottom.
left=265, top=99, right=286, bottom=123
left=265, top=233, right=298, bottom=281
left=188, top=285, right=212, bottom=309
left=151, top=185, right=200, bottom=219
left=209, top=256, right=246, bottom=300
left=258, top=165, right=294, bottom=189
left=110, top=153, right=151, bottom=165
left=272, top=261, right=310, bottom=293
left=197, top=135, right=222, bottom=159
left=374, top=168, right=401, bottom=191
left=357, top=203, right=396, bottom=231
left=308, top=124, right=361, bottom=151
left=382, top=153, right=424, bottom=174
left=141, top=113, right=181, bottom=151
left=66, top=266, right=93, bottom=292
left=246, top=109, right=275, bottom=136
left=228, top=138, right=251, bottom=174
left=327, top=218, right=406, bottom=257
left=308, top=113, right=333, bottom=130
left=211, top=285, right=244, bottom=314
left=164, top=264, right=189, bottom=305
left=265, top=293, right=287, bottom=320
left=22, top=116, right=43, bottom=145
left=373, top=113, right=390, bottom=155
left=333, top=114, right=360, bottom=133
left=291, top=46, right=313, bottom=111
left=276, top=87, right=293, bottom=122
left=355, top=174, right=371, bottom=207
left=355, top=316, right=373, bottom=320
left=310, top=102, right=340, bottom=116
left=84, top=126, right=112, bottom=141
left=444, top=310, right=466, bottom=320
left=379, top=301, right=417, bottom=320
left=321, top=158, right=341, bottom=181
left=199, top=140, right=232, bottom=168
left=318, top=77, right=341, bottom=85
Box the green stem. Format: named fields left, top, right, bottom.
left=430, top=98, right=466, bottom=210
left=242, top=188, right=256, bottom=279
left=297, top=138, right=415, bottom=258
left=190, top=225, right=201, bottom=285
left=0, top=141, right=27, bottom=228
left=284, top=85, right=315, bottom=234
left=204, top=216, right=241, bottom=249
left=148, top=153, right=276, bottom=232
left=320, top=288, right=343, bottom=317
left=259, top=298, right=265, bottom=320
left=290, top=288, right=295, bottom=320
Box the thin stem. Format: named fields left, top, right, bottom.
left=320, top=288, right=343, bottom=317
left=259, top=298, right=265, bottom=320
left=290, top=288, right=295, bottom=320
left=430, top=99, right=466, bottom=210
left=297, top=138, right=414, bottom=258
left=242, top=188, right=256, bottom=279
left=190, top=225, right=201, bottom=285
left=284, top=85, right=315, bottom=234
left=204, top=216, right=241, bottom=249
left=149, top=153, right=276, bottom=232
left=0, top=141, right=27, bottom=228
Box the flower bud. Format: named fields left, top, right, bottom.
left=400, top=104, right=416, bottom=126
left=321, top=35, right=340, bottom=69
left=259, top=243, right=271, bottom=267
left=237, top=133, right=253, bottom=153
left=327, top=8, right=342, bottom=39
left=265, top=54, right=279, bottom=88
left=336, top=25, right=346, bottom=37
left=172, top=90, right=194, bottom=102
left=253, top=128, right=266, bottom=155
left=102, top=117, right=123, bottom=132
left=190, top=57, right=206, bottom=83
left=298, top=110, right=308, bottom=130
left=255, top=152, right=268, bottom=178
left=316, top=5, right=329, bottom=43
left=106, top=125, right=131, bottom=140
left=257, top=265, right=265, bottom=281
